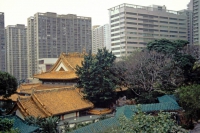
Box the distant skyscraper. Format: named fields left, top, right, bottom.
left=0, top=12, right=5, bottom=71
left=27, top=12, right=92, bottom=77
left=193, top=0, right=200, bottom=45
left=109, top=4, right=188, bottom=57
left=6, top=24, right=27, bottom=80
left=92, top=24, right=111, bottom=54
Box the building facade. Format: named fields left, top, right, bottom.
left=193, top=0, right=200, bottom=45
left=92, top=24, right=111, bottom=54
left=0, top=12, right=5, bottom=71
left=27, top=12, right=92, bottom=77
left=109, top=4, right=188, bottom=57
left=6, top=24, right=27, bottom=80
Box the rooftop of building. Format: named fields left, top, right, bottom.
left=15, top=87, right=93, bottom=118
left=108, top=3, right=185, bottom=15
left=71, top=95, right=181, bottom=133
left=34, top=52, right=85, bottom=80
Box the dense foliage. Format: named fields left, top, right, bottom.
left=177, top=84, right=200, bottom=123
left=147, top=39, right=197, bottom=84
left=0, top=118, right=19, bottom=133
left=25, top=116, right=59, bottom=133
left=76, top=48, right=117, bottom=107
left=0, top=71, right=18, bottom=98
left=106, top=108, right=187, bottom=133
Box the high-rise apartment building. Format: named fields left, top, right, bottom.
left=0, top=12, right=5, bottom=71
left=109, top=4, right=188, bottom=57
left=6, top=24, right=27, bottom=80
left=188, top=0, right=193, bottom=10
left=193, top=0, right=200, bottom=45
left=92, top=24, right=111, bottom=54
left=27, top=12, right=92, bottom=77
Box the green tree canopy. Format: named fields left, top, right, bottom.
left=106, top=108, right=187, bottom=133
left=0, top=71, right=18, bottom=98
left=0, top=118, right=19, bottom=133
left=147, top=39, right=197, bottom=85
left=76, top=48, right=117, bottom=107
left=177, top=84, right=200, bottom=123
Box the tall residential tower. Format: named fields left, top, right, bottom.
left=6, top=24, right=27, bottom=80
left=109, top=4, right=188, bottom=57
left=27, top=12, right=92, bottom=77
left=193, top=0, right=200, bottom=45
left=0, top=12, right=5, bottom=71
left=92, top=24, right=111, bottom=54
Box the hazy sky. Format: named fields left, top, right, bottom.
left=1, top=0, right=190, bottom=26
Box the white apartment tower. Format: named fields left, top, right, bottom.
left=0, top=12, right=5, bottom=71
left=27, top=12, right=92, bottom=77
left=109, top=4, right=188, bottom=57
left=6, top=24, right=27, bottom=80
left=92, top=24, right=111, bottom=54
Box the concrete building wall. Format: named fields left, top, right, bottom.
left=0, top=12, right=5, bottom=71
left=6, top=24, right=27, bottom=80
left=109, top=4, right=188, bottom=57
left=27, top=12, right=92, bottom=75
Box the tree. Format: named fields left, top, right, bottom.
left=177, top=84, right=200, bottom=125
left=0, top=71, right=18, bottom=98
left=147, top=39, right=197, bottom=85
left=115, top=50, right=183, bottom=103
left=105, top=108, right=187, bottom=133
left=0, top=118, right=19, bottom=133
left=76, top=48, right=117, bottom=107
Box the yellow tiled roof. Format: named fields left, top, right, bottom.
left=17, top=87, right=93, bottom=118
left=34, top=52, right=84, bottom=80
left=34, top=71, right=78, bottom=80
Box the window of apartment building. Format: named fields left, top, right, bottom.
left=126, top=17, right=137, bottom=20
left=169, top=26, right=178, bottom=29
left=160, top=25, right=168, bottom=28
left=127, top=37, right=137, bottom=39
left=126, top=12, right=137, bottom=15
left=179, top=23, right=185, bottom=25
left=169, top=18, right=177, bottom=20
left=160, top=30, right=168, bottom=32
left=127, top=42, right=137, bottom=44
left=170, top=35, right=177, bottom=37
left=126, top=22, right=137, bottom=25
left=160, top=16, right=168, bottom=19
left=169, top=22, right=177, bottom=24
left=170, top=31, right=178, bottom=33
left=160, top=21, right=168, bottom=24
left=127, top=27, right=137, bottom=29
left=179, top=32, right=186, bottom=34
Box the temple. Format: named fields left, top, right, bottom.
left=9, top=52, right=94, bottom=120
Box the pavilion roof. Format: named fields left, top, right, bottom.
left=34, top=52, right=84, bottom=80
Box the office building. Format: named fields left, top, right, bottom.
left=6, top=24, right=27, bottom=80
left=108, top=4, right=188, bottom=57
left=0, top=12, right=5, bottom=71
left=27, top=12, right=92, bottom=77
left=92, top=24, right=111, bottom=54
